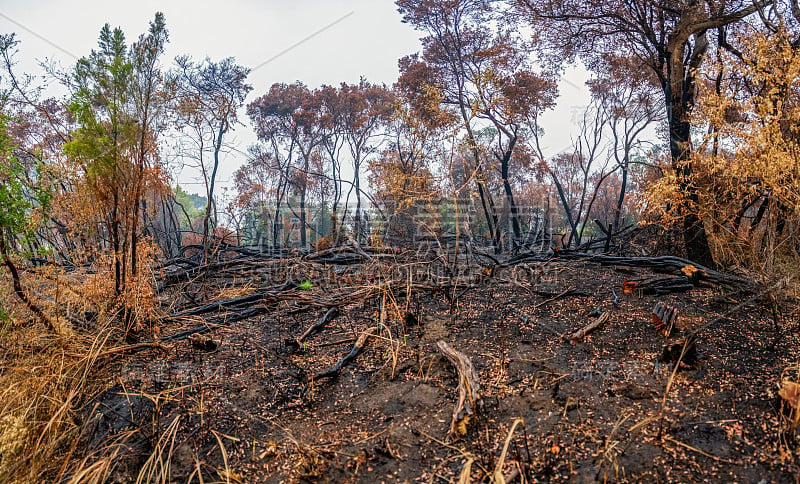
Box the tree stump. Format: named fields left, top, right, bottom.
left=437, top=341, right=481, bottom=436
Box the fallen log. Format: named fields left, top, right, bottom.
left=313, top=326, right=378, bottom=380
left=502, top=252, right=751, bottom=286
left=562, top=311, right=610, bottom=344
left=167, top=292, right=267, bottom=318
left=437, top=341, right=482, bottom=436
left=159, top=306, right=268, bottom=343
left=622, top=275, right=694, bottom=296
left=165, top=280, right=298, bottom=322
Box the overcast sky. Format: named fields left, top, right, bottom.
left=0, top=0, right=590, bottom=194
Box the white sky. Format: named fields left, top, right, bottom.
left=0, top=0, right=591, bottom=195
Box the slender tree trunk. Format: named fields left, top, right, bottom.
left=164, top=195, right=181, bottom=256
left=273, top=198, right=282, bottom=248
left=0, top=228, right=55, bottom=331
left=111, top=195, right=122, bottom=296
left=549, top=173, right=579, bottom=248
left=458, top=104, right=501, bottom=252
left=472, top=150, right=501, bottom=252
left=130, top=197, right=140, bottom=279
left=614, top=164, right=628, bottom=231
left=330, top=159, right=340, bottom=243
left=501, top=157, right=522, bottom=243
left=130, top=93, right=150, bottom=281
left=497, top=131, right=522, bottom=245
left=354, top=160, right=362, bottom=242
left=299, top=184, right=308, bottom=248
left=203, top=124, right=226, bottom=261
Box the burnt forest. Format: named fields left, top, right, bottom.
left=0, top=1, right=799, bottom=482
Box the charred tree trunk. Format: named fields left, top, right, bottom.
left=501, top=152, right=523, bottom=244
left=614, top=163, right=628, bottom=232
left=665, top=29, right=716, bottom=269
left=0, top=228, right=55, bottom=332
left=549, top=175, right=579, bottom=248
left=203, top=123, right=226, bottom=261
left=460, top=105, right=501, bottom=253
left=354, top=160, right=362, bottom=242
left=299, top=162, right=308, bottom=249
left=111, top=193, right=122, bottom=297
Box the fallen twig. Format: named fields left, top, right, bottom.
left=313, top=326, right=378, bottom=380
left=663, top=436, right=736, bottom=464
left=297, top=307, right=339, bottom=344
left=562, top=312, right=610, bottom=344
left=532, top=286, right=576, bottom=309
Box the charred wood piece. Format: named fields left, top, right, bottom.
left=437, top=341, right=482, bottom=436
left=659, top=335, right=698, bottom=369
left=652, top=302, right=678, bottom=337
left=622, top=276, right=693, bottom=296
left=188, top=333, right=220, bottom=352
left=562, top=311, right=610, bottom=344
left=313, top=326, right=378, bottom=380
left=287, top=307, right=339, bottom=352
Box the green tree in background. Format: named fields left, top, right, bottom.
left=0, top=115, right=55, bottom=330
left=64, top=13, right=170, bottom=308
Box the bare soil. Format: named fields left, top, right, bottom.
left=77, top=255, right=800, bottom=483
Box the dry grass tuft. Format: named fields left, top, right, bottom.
left=0, top=249, right=162, bottom=483
left=0, top=326, right=114, bottom=483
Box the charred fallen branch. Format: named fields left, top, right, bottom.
left=304, top=245, right=397, bottom=264
left=176, top=243, right=297, bottom=260
left=166, top=280, right=298, bottom=317
left=298, top=307, right=339, bottom=343
left=158, top=245, right=403, bottom=293
left=159, top=306, right=268, bottom=343
left=313, top=326, right=378, bottom=380
left=160, top=281, right=300, bottom=342
left=158, top=257, right=293, bottom=291
left=167, top=292, right=268, bottom=319
left=286, top=307, right=339, bottom=352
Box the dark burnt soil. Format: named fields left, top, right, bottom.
left=80, top=259, right=800, bottom=483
